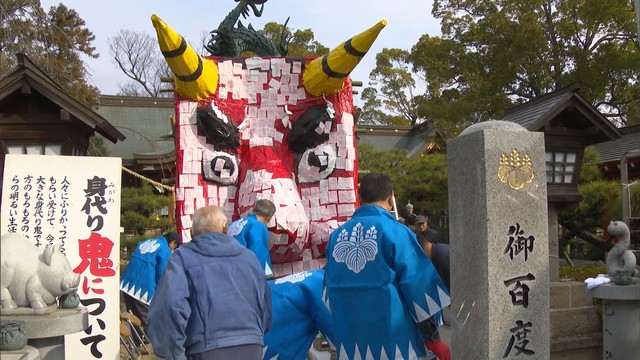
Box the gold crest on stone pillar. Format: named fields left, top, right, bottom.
left=498, top=148, right=535, bottom=190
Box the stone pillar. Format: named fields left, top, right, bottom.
left=448, top=121, right=550, bottom=359
left=548, top=204, right=560, bottom=282
left=587, top=278, right=640, bottom=359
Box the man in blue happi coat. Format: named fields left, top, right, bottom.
left=324, top=173, right=451, bottom=360
left=228, top=199, right=276, bottom=277
left=263, top=269, right=335, bottom=360
left=120, top=232, right=182, bottom=333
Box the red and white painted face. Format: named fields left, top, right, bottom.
left=174, top=56, right=359, bottom=277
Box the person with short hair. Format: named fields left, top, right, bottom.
left=120, top=231, right=182, bottom=334
left=228, top=198, right=277, bottom=277
left=148, top=206, right=272, bottom=360
left=324, top=173, right=451, bottom=360
left=414, top=215, right=445, bottom=244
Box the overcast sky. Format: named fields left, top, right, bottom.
left=40, top=0, right=441, bottom=104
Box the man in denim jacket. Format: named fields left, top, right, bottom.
left=149, top=206, right=272, bottom=360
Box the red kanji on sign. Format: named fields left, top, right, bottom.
left=73, top=232, right=115, bottom=277
left=81, top=277, right=105, bottom=295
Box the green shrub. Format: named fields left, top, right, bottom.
left=120, top=234, right=148, bottom=260
left=559, top=263, right=607, bottom=281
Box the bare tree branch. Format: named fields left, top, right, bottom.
left=108, top=29, right=170, bottom=97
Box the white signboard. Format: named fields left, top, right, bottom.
left=1, top=154, right=121, bottom=359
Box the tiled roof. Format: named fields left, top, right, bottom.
left=93, top=96, right=174, bottom=160
left=355, top=125, right=434, bottom=158
left=502, top=92, right=574, bottom=129
left=501, top=82, right=620, bottom=145
left=591, top=124, right=640, bottom=163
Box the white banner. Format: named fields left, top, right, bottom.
left=1, top=154, right=121, bottom=360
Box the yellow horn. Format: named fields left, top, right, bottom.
left=303, top=19, right=386, bottom=97
left=151, top=14, right=218, bottom=101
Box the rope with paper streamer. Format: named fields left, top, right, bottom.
left=122, top=166, right=174, bottom=193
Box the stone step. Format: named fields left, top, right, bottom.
left=550, top=332, right=602, bottom=355
left=550, top=307, right=601, bottom=338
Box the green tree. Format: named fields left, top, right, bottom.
left=357, top=88, right=386, bottom=125
left=357, top=144, right=448, bottom=215
left=87, top=135, right=110, bottom=157
left=416, top=0, right=640, bottom=129
left=120, top=184, right=172, bottom=235
left=558, top=147, right=639, bottom=260
left=410, top=34, right=509, bottom=139
left=559, top=180, right=621, bottom=255
left=357, top=143, right=407, bottom=173
left=579, top=146, right=604, bottom=183
left=260, top=22, right=329, bottom=56
left=360, top=48, right=420, bottom=126
left=121, top=211, right=151, bottom=236
left=0, top=1, right=100, bottom=105
left=391, top=153, right=449, bottom=215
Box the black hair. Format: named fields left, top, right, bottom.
left=196, top=106, right=240, bottom=149
left=164, top=232, right=181, bottom=246
left=359, top=173, right=393, bottom=203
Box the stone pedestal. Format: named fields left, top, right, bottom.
left=448, top=121, right=550, bottom=359
left=587, top=277, right=640, bottom=360
left=0, top=307, right=88, bottom=360
left=0, top=344, right=40, bottom=360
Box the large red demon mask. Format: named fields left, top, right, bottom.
left=152, top=15, right=385, bottom=277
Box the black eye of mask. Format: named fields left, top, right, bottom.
left=196, top=106, right=240, bottom=149
left=287, top=104, right=333, bottom=153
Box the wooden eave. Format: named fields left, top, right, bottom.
left=502, top=82, right=621, bottom=145
left=133, top=149, right=176, bottom=165
left=97, top=95, right=174, bottom=109
left=355, top=125, right=414, bottom=136
left=0, top=54, right=125, bottom=143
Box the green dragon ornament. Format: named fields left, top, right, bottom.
left=204, top=0, right=290, bottom=57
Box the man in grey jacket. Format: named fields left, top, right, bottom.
left=148, top=205, right=272, bottom=360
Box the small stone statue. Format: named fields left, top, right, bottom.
left=605, top=221, right=638, bottom=278
left=405, top=200, right=414, bottom=216
left=58, top=292, right=80, bottom=309
left=1, top=233, right=81, bottom=311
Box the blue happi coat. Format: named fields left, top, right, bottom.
left=120, top=236, right=172, bottom=304
left=264, top=269, right=334, bottom=360
left=228, top=213, right=273, bottom=276
left=324, top=205, right=450, bottom=360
